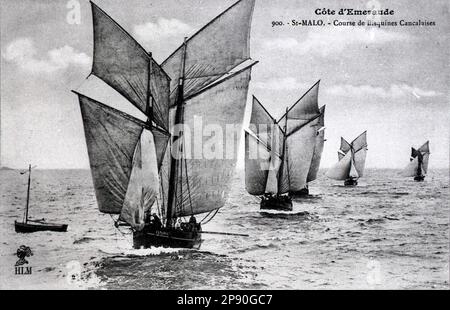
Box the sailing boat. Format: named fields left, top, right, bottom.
left=74, top=0, right=257, bottom=249
left=326, top=131, right=368, bottom=186
left=281, top=81, right=325, bottom=197
left=402, top=141, right=430, bottom=181
left=244, top=81, right=324, bottom=211
left=15, top=165, right=68, bottom=233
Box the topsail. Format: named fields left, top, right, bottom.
left=162, top=0, right=256, bottom=106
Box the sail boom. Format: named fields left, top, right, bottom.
left=285, top=111, right=323, bottom=139
left=245, top=129, right=282, bottom=160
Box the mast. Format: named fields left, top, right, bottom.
left=417, top=153, right=423, bottom=177
left=166, top=37, right=188, bottom=228
left=147, top=52, right=153, bottom=125
left=277, top=108, right=289, bottom=195
left=25, top=164, right=31, bottom=223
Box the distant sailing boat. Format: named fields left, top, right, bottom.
left=74, top=0, right=257, bottom=248
left=245, top=81, right=325, bottom=211
left=15, top=165, right=68, bottom=233
left=326, top=131, right=368, bottom=186
left=402, top=141, right=430, bottom=182
left=281, top=81, right=325, bottom=197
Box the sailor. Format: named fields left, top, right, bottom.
left=152, top=213, right=163, bottom=230
left=189, top=215, right=197, bottom=231
left=175, top=218, right=182, bottom=229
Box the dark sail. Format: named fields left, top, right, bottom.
left=91, top=2, right=170, bottom=131
left=77, top=93, right=145, bottom=214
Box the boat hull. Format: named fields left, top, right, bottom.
left=344, top=178, right=358, bottom=186
left=414, top=175, right=425, bottom=182
left=133, top=227, right=202, bottom=249
left=14, top=221, right=68, bottom=233
left=289, top=187, right=309, bottom=198
left=260, top=196, right=293, bottom=211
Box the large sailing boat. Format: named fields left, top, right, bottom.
left=245, top=81, right=325, bottom=211
left=402, top=141, right=430, bottom=181
left=74, top=0, right=257, bottom=249
left=326, top=131, right=368, bottom=186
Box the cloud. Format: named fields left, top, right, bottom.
left=263, top=27, right=410, bottom=56
left=133, top=18, right=194, bottom=46
left=2, top=38, right=90, bottom=74
left=253, top=77, right=311, bottom=91
left=327, top=83, right=442, bottom=99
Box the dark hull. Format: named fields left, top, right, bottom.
left=15, top=221, right=68, bottom=233
left=414, top=175, right=425, bottom=182
left=260, top=196, right=293, bottom=211
left=289, top=187, right=309, bottom=198
left=344, top=178, right=358, bottom=186
left=133, top=228, right=202, bottom=249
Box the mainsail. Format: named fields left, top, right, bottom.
left=167, top=68, right=253, bottom=218
left=307, top=106, right=326, bottom=182
left=402, top=141, right=430, bottom=177
left=326, top=131, right=368, bottom=180
left=159, top=0, right=257, bottom=223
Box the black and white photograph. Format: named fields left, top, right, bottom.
left=0, top=0, right=448, bottom=293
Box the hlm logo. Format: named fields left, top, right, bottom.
left=15, top=245, right=33, bottom=275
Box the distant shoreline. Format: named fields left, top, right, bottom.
left=0, top=166, right=15, bottom=170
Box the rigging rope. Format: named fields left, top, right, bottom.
left=183, top=155, right=194, bottom=215
left=200, top=208, right=220, bottom=225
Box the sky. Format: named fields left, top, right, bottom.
left=1, top=0, right=449, bottom=169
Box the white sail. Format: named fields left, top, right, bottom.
left=402, top=156, right=420, bottom=177
left=307, top=105, right=326, bottom=182
left=167, top=68, right=252, bottom=217
left=244, top=131, right=271, bottom=195
left=282, top=118, right=319, bottom=191
left=326, top=151, right=353, bottom=180
left=249, top=96, right=277, bottom=148
left=421, top=153, right=430, bottom=174
left=278, top=81, right=321, bottom=134
left=120, top=130, right=160, bottom=230
left=418, top=141, right=430, bottom=154
left=349, top=155, right=360, bottom=178
left=353, top=147, right=367, bottom=177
